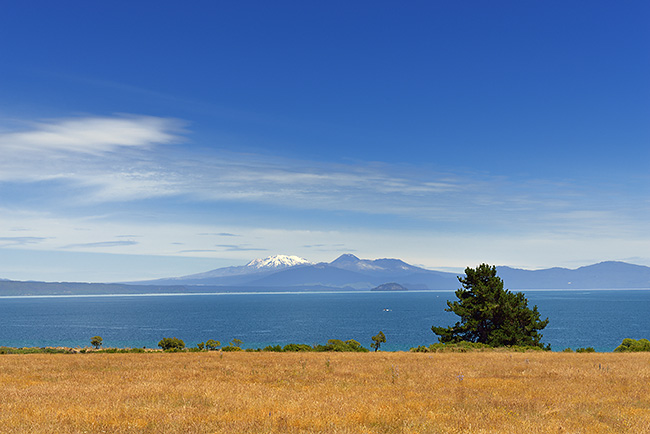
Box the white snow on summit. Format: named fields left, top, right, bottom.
left=245, top=255, right=312, bottom=269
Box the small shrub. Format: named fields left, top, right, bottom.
left=314, top=339, right=369, bottom=352
left=326, top=339, right=349, bottom=352
left=42, top=347, right=71, bottom=354
left=576, top=347, right=596, bottom=353
left=283, top=343, right=313, bottom=352
left=614, top=338, right=650, bottom=352
left=0, top=347, right=64, bottom=354
left=205, top=339, right=221, bottom=351
left=158, top=337, right=185, bottom=351
left=345, top=339, right=368, bottom=352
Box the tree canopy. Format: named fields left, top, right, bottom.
left=158, top=337, right=185, bottom=351
left=370, top=331, right=386, bottom=352
left=614, top=338, right=650, bottom=352
left=432, top=264, right=549, bottom=348
left=90, top=336, right=103, bottom=349
left=205, top=339, right=221, bottom=351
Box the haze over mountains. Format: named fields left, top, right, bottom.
left=1, top=254, right=649, bottom=296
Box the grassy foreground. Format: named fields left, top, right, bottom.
left=1, top=352, right=649, bottom=433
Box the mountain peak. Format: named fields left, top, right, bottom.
left=245, top=255, right=312, bottom=270
left=328, top=254, right=430, bottom=277
left=331, top=254, right=360, bottom=264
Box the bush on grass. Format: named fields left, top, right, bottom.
left=614, top=338, right=650, bottom=352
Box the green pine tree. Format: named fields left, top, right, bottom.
left=432, top=264, right=549, bottom=348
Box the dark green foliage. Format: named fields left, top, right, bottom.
left=432, top=264, right=549, bottom=348
left=197, top=342, right=205, bottom=351
left=257, top=341, right=368, bottom=352
left=90, top=336, right=103, bottom=349
left=0, top=346, right=71, bottom=354
left=0, top=346, right=150, bottom=354
left=410, top=342, right=491, bottom=353
left=410, top=342, right=546, bottom=353
left=562, top=348, right=574, bottom=353
left=221, top=339, right=243, bottom=351
left=614, top=338, right=650, bottom=352
left=575, top=347, right=596, bottom=353
left=157, top=337, right=185, bottom=351
left=314, top=339, right=369, bottom=352
left=371, top=331, right=386, bottom=352
left=205, top=339, right=221, bottom=351
left=343, top=339, right=367, bottom=352
left=282, top=343, right=312, bottom=352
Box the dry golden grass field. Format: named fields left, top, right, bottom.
left=1, top=351, right=649, bottom=433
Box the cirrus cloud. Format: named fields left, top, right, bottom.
left=0, top=115, right=182, bottom=156
left=0, top=113, right=647, bottom=259
left=61, top=240, right=139, bottom=249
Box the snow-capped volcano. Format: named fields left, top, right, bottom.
left=246, top=255, right=312, bottom=269
left=132, top=254, right=313, bottom=285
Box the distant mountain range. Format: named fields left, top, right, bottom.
left=132, top=254, right=650, bottom=291
left=1, top=254, right=649, bottom=296
left=132, top=254, right=459, bottom=289
left=497, top=261, right=650, bottom=290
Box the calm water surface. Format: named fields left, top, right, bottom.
left=0, top=290, right=648, bottom=352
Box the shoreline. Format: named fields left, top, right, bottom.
left=2, top=287, right=649, bottom=299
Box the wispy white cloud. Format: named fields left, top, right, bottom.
left=0, top=114, right=645, bottom=239
left=0, top=115, right=181, bottom=155
left=0, top=115, right=473, bottom=216
left=2, top=114, right=598, bottom=231
left=0, top=114, right=648, bottom=282
left=62, top=240, right=139, bottom=249
left=168, top=155, right=469, bottom=218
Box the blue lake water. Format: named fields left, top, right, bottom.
left=0, top=290, right=648, bottom=352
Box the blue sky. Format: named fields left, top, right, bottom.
left=0, top=1, right=648, bottom=282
